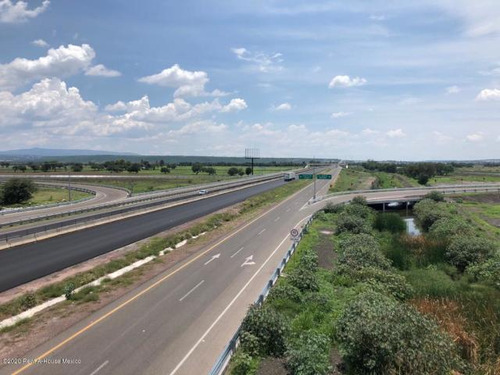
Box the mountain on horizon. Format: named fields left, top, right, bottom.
left=0, top=148, right=137, bottom=157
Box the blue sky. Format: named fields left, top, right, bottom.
left=0, top=0, right=499, bottom=160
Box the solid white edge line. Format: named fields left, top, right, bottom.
left=168, top=216, right=310, bottom=375
left=179, top=280, right=205, bottom=302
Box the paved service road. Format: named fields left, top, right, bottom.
left=0, top=183, right=129, bottom=225
left=2, top=171, right=494, bottom=375
left=0, top=179, right=288, bottom=292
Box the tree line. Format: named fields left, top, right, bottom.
left=361, top=160, right=455, bottom=184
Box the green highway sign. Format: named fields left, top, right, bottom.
left=317, top=174, right=332, bottom=180
left=299, top=174, right=313, bottom=179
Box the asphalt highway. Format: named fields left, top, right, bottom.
left=0, top=178, right=286, bottom=292
left=1, top=171, right=497, bottom=375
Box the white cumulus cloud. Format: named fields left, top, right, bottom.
left=0, top=44, right=95, bottom=91
left=328, top=75, right=367, bottom=88
left=386, top=129, right=406, bottom=138
left=138, top=64, right=227, bottom=98
left=476, top=88, right=500, bottom=101
left=221, top=98, right=247, bottom=113
left=85, top=64, right=121, bottom=77
left=273, top=102, right=291, bottom=111
left=0, top=0, right=49, bottom=23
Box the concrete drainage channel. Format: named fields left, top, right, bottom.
left=0, top=232, right=207, bottom=330
left=209, top=215, right=314, bottom=375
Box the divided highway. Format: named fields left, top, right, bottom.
left=0, top=178, right=288, bottom=292
left=1, top=171, right=498, bottom=375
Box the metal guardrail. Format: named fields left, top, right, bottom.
left=0, top=173, right=286, bottom=230
left=314, top=184, right=500, bottom=203
left=209, top=216, right=314, bottom=375
left=0, top=184, right=97, bottom=216
left=0, top=173, right=290, bottom=242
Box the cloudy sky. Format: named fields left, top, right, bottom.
left=0, top=0, right=499, bottom=160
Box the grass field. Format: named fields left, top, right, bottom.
left=1, top=187, right=92, bottom=208
left=329, top=167, right=375, bottom=192
left=0, top=165, right=293, bottom=176
left=429, top=174, right=500, bottom=185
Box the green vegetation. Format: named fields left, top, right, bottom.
left=329, top=167, right=374, bottom=192
left=0, top=178, right=37, bottom=205
left=229, top=194, right=499, bottom=375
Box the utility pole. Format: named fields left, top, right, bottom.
left=313, top=164, right=317, bottom=201
left=68, top=170, right=72, bottom=201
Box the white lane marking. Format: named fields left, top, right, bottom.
left=89, top=360, right=109, bottom=375
left=274, top=217, right=280, bottom=222
left=204, top=253, right=220, bottom=265
left=168, top=217, right=310, bottom=375
left=179, top=280, right=205, bottom=302
left=257, top=229, right=266, bottom=236
left=230, top=247, right=244, bottom=258
left=241, top=255, right=256, bottom=267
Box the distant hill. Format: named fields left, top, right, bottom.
left=0, top=148, right=137, bottom=158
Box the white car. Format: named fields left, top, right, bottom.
left=198, top=189, right=209, bottom=195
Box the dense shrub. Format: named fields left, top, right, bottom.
left=337, top=233, right=380, bottom=253
left=231, top=352, right=257, bottom=375
left=467, top=253, right=500, bottom=289
left=446, top=236, right=496, bottom=272
left=268, top=282, right=303, bottom=303
left=428, top=217, right=474, bottom=240
left=335, top=212, right=371, bottom=235
left=404, top=267, right=464, bottom=298
left=297, top=249, right=318, bottom=273
left=340, top=266, right=413, bottom=300
left=335, top=291, right=459, bottom=374
left=344, top=202, right=372, bottom=219
left=323, top=201, right=343, bottom=214
left=338, top=245, right=392, bottom=271
left=414, top=199, right=449, bottom=232
left=288, top=268, right=319, bottom=292
left=286, top=332, right=332, bottom=375
left=424, top=191, right=445, bottom=202
left=351, top=195, right=367, bottom=206
left=240, top=305, right=289, bottom=357
left=373, top=213, right=406, bottom=233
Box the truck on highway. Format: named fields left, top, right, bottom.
left=284, top=172, right=296, bottom=181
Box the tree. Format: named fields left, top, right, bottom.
left=245, top=167, right=253, bottom=175
left=71, top=163, right=83, bottom=172
left=1, top=178, right=37, bottom=205
left=237, top=168, right=245, bottom=176
left=160, top=167, right=170, bottom=174
left=424, top=191, right=445, bottom=202
left=228, top=167, right=239, bottom=176
left=127, top=163, right=141, bottom=173
left=446, top=236, right=496, bottom=272
left=202, top=167, right=216, bottom=175
left=418, top=174, right=430, bottom=185
left=28, top=164, right=40, bottom=172
left=191, top=163, right=203, bottom=174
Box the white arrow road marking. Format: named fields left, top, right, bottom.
left=230, top=247, right=244, bottom=258
left=274, top=216, right=280, bottom=222
left=179, top=280, right=205, bottom=302
left=204, top=253, right=220, bottom=265
left=241, top=255, right=256, bottom=267
left=257, top=229, right=266, bottom=236
left=89, top=360, right=109, bottom=375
